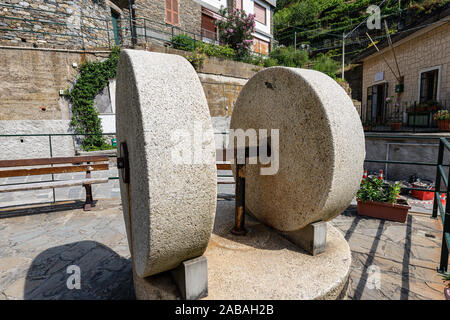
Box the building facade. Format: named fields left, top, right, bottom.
left=0, top=0, right=275, bottom=53
left=198, top=0, right=275, bottom=54
left=358, top=11, right=449, bottom=126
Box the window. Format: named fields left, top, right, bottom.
left=254, top=2, right=266, bottom=25
left=202, top=13, right=217, bottom=40
left=419, top=67, right=440, bottom=103
left=253, top=37, right=269, bottom=55
left=111, top=10, right=120, bottom=46
left=165, top=0, right=179, bottom=26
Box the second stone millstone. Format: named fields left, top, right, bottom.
left=230, top=66, right=366, bottom=232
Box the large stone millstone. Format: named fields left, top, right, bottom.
left=115, top=50, right=217, bottom=278
left=230, top=67, right=365, bottom=232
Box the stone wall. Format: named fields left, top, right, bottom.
left=0, top=0, right=126, bottom=49
left=0, top=120, right=75, bottom=160
left=361, top=22, right=450, bottom=114
left=0, top=47, right=110, bottom=120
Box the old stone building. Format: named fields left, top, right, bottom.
left=0, top=0, right=127, bottom=48
left=0, top=0, right=276, bottom=51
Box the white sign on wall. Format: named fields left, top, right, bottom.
left=374, top=71, right=384, bottom=82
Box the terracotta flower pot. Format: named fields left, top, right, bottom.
left=390, top=122, right=402, bottom=130
left=437, top=119, right=450, bottom=132
left=357, top=199, right=411, bottom=223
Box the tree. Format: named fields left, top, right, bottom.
left=215, top=7, right=255, bottom=59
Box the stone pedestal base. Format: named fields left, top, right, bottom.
left=170, top=256, right=208, bottom=300
left=133, top=200, right=351, bottom=300
left=280, top=221, right=327, bottom=256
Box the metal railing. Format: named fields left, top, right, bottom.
left=365, top=133, right=449, bottom=273
left=361, top=100, right=450, bottom=133
left=432, top=138, right=450, bottom=273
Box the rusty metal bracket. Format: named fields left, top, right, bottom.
left=231, top=163, right=247, bottom=236
left=230, top=143, right=272, bottom=236
left=117, top=142, right=130, bottom=184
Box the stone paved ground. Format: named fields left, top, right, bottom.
left=333, top=207, right=446, bottom=300
left=0, top=197, right=447, bottom=300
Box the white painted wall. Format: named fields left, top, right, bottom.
left=243, top=0, right=271, bottom=37
left=99, top=114, right=116, bottom=133
left=197, top=0, right=228, bottom=11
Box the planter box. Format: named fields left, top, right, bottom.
left=357, top=199, right=410, bottom=223
left=411, top=184, right=434, bottom=201
left=390, top=122, right=402, bottom=130
left=437, top=119, right=450, bottom=132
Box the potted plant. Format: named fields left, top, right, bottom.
left=443, top=273, right=450, bottom=300
left=411, top=180, right=435, bottom=201
left=434, top=110, right=450, bottom=131
left=357, top=177, right=410, bottom=223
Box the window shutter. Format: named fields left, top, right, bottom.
left=254, top=3, right=266, bottom=24
left=172, top=0, right=179, bottom=25
left=166, top=0, right=172, bottom=24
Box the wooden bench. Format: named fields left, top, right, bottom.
left=216, top=148, right=234, bottom=184
left=0, top=156, right=110, bottom=211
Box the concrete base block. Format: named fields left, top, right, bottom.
left=280, top=221, right=327, bottom=255
left=170, top=256, right=208, bottom=300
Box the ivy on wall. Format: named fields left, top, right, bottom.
left=67, top=47, right=121, bottom=151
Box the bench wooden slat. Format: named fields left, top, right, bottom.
left=0, top=156, right=109, bottom=168
left=216, top=163, right=232, bottom=170
left=0, top=178, right=109, bottom=193
left=217, top=176, right=235, bottom=184
left=0, top=164, right=109, bottom=178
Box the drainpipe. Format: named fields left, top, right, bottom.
left=128, top=0, right=137, bottom=47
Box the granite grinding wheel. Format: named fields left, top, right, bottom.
left=116, top=50, right=217, bottom=277
left=230, top=67, right=365, bottom=232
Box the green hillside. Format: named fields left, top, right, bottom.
left=274, top=0, right=449, bottom=63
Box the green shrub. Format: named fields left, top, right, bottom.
left=357, top=177, right=402, bottom=204
left=241, top=54, right=264, bottom=66
left=186, top=47, right=207, bottom=69
left=68, top=47, right=120, bottom=151
left=312, top=53, right=340, bottom=79
left=200, top=42, right=236, bottom=59
left=171, top=34, right=197, bottom=51
left=269, top=46, right=309, bottom=68
left=171, top=35, right=236, bottom=60
left=263, top=58, right=278, bottom=67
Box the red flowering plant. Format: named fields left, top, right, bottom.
left=215, top=7, right=255, bottom=59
